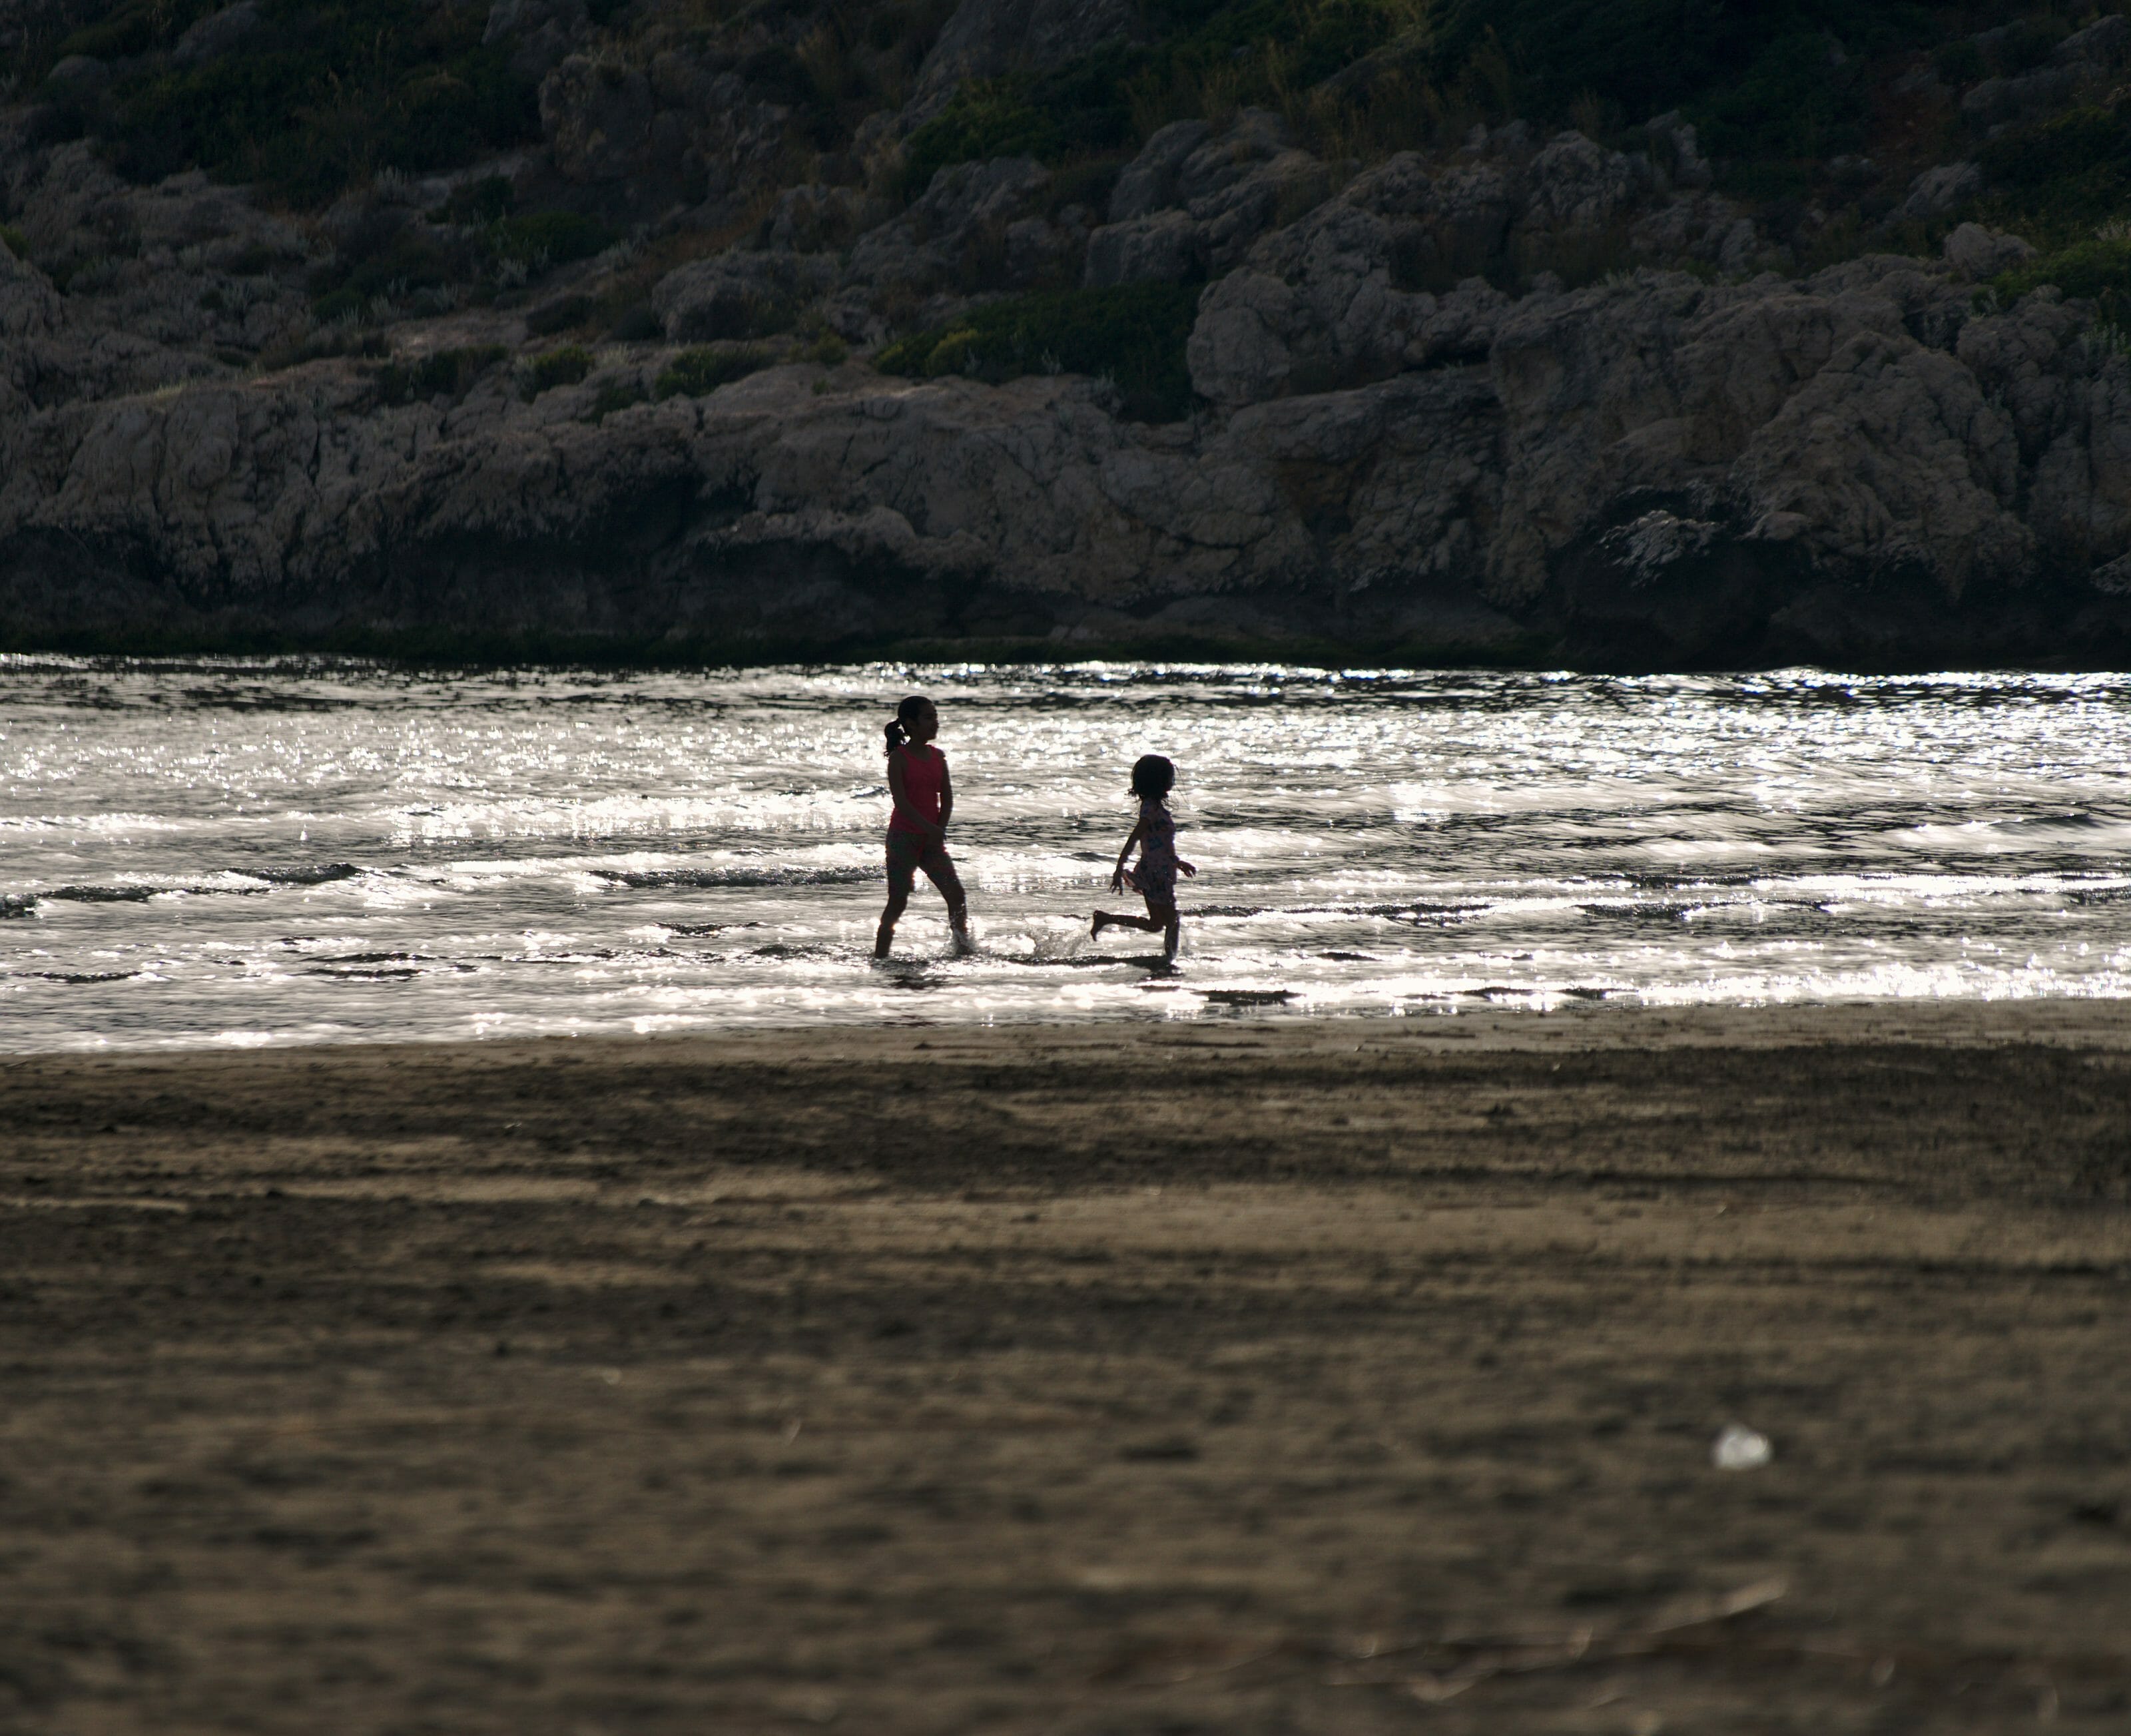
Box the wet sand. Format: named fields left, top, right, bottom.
left=4, top=1002, right=2130, bottom=1733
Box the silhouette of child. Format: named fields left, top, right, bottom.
left=1091, top=753, right=1196, bottom=959
left=875, top=694, right=972, bottom=959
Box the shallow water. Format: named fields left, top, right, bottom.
left=6, top=655, right=2131, bottom=1051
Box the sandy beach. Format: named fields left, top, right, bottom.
left=5, top=1002, right=2130, bottom=1733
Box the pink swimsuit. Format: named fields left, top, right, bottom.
left=888, top=744, right=946, bottom=838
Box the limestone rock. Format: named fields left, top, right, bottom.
left=1086, top=112, right=1327, bottom=287
left=541, top=55, right=655, bottom=183
left=171, top=3, right=261, bottom=67
left=765, top=184, right=892, bottom=253
left=43, top=54, right=111, bottom=97
left=1942, top=222, right=2035, bottom=282
left=1732, top=330, right=2028, bottom=597
left=1111, top=122, right=1211, bottom=222
left=2054, top=15, right=2131, bottom=67
left=1083, top=210, right=1199, bottom=288
left=1630, top=193, right=1746, bottom=266
left=848, top=156, right=1052, bottom=298
left=1961, top=21, right=2126, bottom=131
left=1517, top=132, right=1642, bottom=236
left=487, top=0, right=589, bottom=80
left=1893, top=162, right=1982, bottom=223
left=1644, top=113, right=1712, bottom=192
left=654, top=250, right=840, bottom=340
left=912, top=0, right=1142, bottom=107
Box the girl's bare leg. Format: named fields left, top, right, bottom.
left=875, top=887, right=909, bottom=958
left=1092, top=908, right=1163, bottom=937
left=923, top=856, right=973, bottom=953
left=1162, top=910, right=1181, bottom=958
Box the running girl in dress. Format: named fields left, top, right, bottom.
left=1091, top=753, right=1196, bottom=960
left=875, top=694, right=973, bottom=960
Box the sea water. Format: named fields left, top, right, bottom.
left=6, top=654, right=2131, bottom=1052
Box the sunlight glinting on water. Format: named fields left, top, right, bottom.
left=5, top=654, right=2131, bottom=1051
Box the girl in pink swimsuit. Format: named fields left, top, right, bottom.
left=875, top=694, right=972, bottom=959
left=1091, top=754, right=1196, bottom=959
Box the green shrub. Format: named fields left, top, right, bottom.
left=484, top=212, right=614, bottom=270
left=1046, top=157, right=1127, bottom=217
left=227, top=241, right=287, bottom=276
left=1419, top=0, right=1919, bottom=132
left=1977, top=104, right=2131, bottom=245
left=607, top=302, right=663, bottom=342
left=310, top=287, right=367, bottom=324
left=0, top=224, right=26, bottom=261
left=900, top=40, right=1145, bottom=195
left=90, top=0, right=539, bottom=206
left=308, top=231, right=457, bottom=315
left=655, top=346, right=772, bottom=398
left=874, top=282, right=1202, bottom=422
left=54, top=0, right=224, bottom=63
left=374, top=344, right=508, bottom=406
left=1689, top=28, right=1865, bottom=162
left=1994, top=236, right=2131, bottom=320
left=527, top=294, right=593, bottom=336
left=1934, top=36, right=1986, bottom=87
left=587, top=378, right=649, bottom=422
left=432, top=175, right=517, bottom=226
left=524, top=343, right=595, bottom=398
left=901, top=84, right=1067, bottom=196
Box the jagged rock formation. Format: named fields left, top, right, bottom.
left=8, top=0, right=2131, bottom=667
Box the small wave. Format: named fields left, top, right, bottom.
left=304, top=960, right=475, bottom=980
left=20, top=970, right=137, bottom=984
left=591, top=866, right=880, bottom=890
left=2066, top=885, right=2131, bottom=906
left=306, top=968, right=420, bottom=981
left=39, top=882, right=271, bottom=904
left=1203, top=988, right=1295, bottom=1007
left=1199, top=901, right=1481, bottom=923
left=2001, top=810, right=2106, bottom=832
left=1580, top=901, right=1699, bottom=923
left=247, top=863, right=364, bottom=886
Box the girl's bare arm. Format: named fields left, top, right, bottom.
left=937, top=757, right=954, bottom=835
left=886, top=754, right=925, bottom=834
left=1110, top=817, right=1146, bottom=888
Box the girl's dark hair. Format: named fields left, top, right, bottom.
left=884, top=694, right=932, bottom=754
left=1131, top=754, right=1175, bottom=800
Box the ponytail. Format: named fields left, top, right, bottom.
left=885, top=693, right=931, bottom=756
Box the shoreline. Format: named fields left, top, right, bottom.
left=5, top=1004, right=2130, bottom=1731
left=13, top=633, right=2131, bottom=678
left=14, top=992, right=2131, bottom=1061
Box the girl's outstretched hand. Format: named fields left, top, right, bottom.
left=1109, top=867, right=1125, bottom=892
left=1178, top=860, right=1197, bottom=877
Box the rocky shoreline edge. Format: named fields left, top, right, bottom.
left=17, top=107, right=2131, bottom=669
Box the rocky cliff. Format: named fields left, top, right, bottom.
left=9, top=0, right=2131, bottom=667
